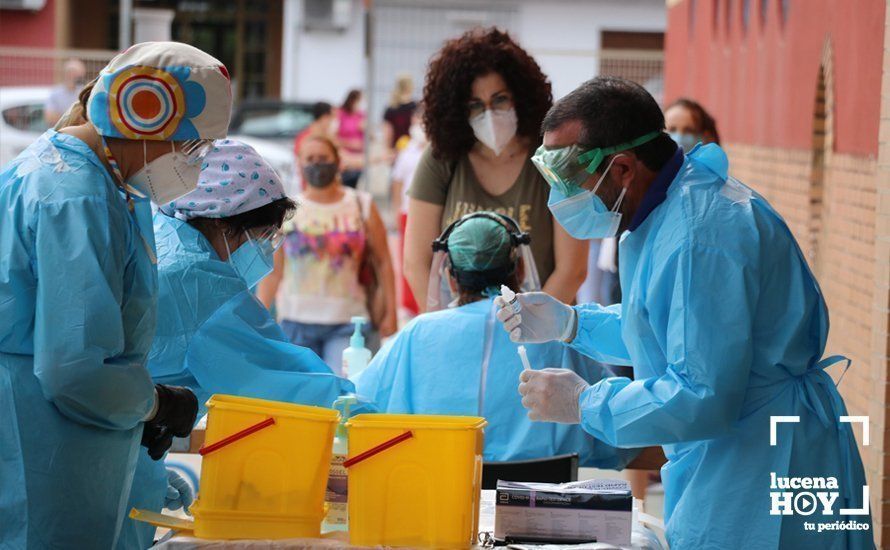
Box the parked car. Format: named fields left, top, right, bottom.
left=229, top=99, right=315, bottom=148
left=0, top=87, right=51, bottom=167
left=228, top=133, right=299, bottom=197
left=229, top=99, right=317, bottom=195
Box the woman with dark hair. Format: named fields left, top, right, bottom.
left=259, top=136, right=397, bottom=372
left=338, top=88, right=366, bottom=188
left=121, top=139, right=360, bottom=548
left=338, top=89, right=365, bottom=152
left=404, top=27, right=587, bottom=309
left=664, top=97, right=721, bottom=151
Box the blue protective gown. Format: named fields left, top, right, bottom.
left=119, top=213, right=360, bottom=549
left=0, top=131, right=157, bottom=548
left=571, top=144, right=873, bottom=549
left=353, top=298, right=638, bottom=469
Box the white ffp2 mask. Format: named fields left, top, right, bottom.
left=128, top=141, right=203, bottom=205
left=469, top=108, right=518, bottom=156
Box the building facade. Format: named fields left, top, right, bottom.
left=0, top=0, right=284, bottom=100
left=665, top=0, right=890, bottom=543
left=283, top=0, right=666, bottom=120
left=2, top=0, right=667, bottom=113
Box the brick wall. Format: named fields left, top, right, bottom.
left=874, top=1, right=890, bottom=545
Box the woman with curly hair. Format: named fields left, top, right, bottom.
left=404, top=27, right=588, bottom=309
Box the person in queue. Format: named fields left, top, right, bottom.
left=404, top=27, right=588, bottom=310
left=120, top=139, right=365, bottom=548
left=354, top=212, right=638, bottom=469
left=390, top=108, right=427, bottom=316
left=259, top=136, right=397, bottom=370
left=337, top=88, right=366, bottom=189
left=664, top=97, right=721, bottom=152
left=294, top=101, right=335, bottom=161
left=496, top=77, right=872, bottom=549
left=382, top=73, right=417, bottom=159
left=0, top=42, right=232, bottom=547
left=44, top=58, right=87, bottom=126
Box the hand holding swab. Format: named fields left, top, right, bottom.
left=517, top=345, right=532, bottom=371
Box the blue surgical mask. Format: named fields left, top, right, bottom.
left=547, top=155, right=626, bottom=240
left=225, top=233, right=276, bottom=288
left=669, top=131, right=701, bottom=153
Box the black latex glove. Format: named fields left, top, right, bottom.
left=141, top=384, right=198, bottom=461
left=153, top=384, right=199, bottom=437
left=141, top=422, right=174, bottom=461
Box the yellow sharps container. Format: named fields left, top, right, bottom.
left=346, top=413, right=487, bottom=548
left=189, top=394, right=339, bottom=539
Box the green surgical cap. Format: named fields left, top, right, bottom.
left=447, top=216, right=513, bottom=272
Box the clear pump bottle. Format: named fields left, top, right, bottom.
left=322, top=395, right=357, bottom=533
left=342, top=316, right=372, bottom=378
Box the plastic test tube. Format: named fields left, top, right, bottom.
left=517, top=345, right=532, bottom=371
left=500, top=284, right=521, bottom=313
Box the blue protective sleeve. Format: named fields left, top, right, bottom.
left=351, top=324, right=414, bottom=413
left=569, top=302, right=633, bottom=366
left=185, top=290, right=358, bottom=408
left=32, top=197, right=155, bottom=430
left=578, top=243, right=755, bottom=447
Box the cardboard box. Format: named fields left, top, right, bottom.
left=494, top=479, right=632, bottom=546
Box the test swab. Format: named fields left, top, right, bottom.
left=517, top=345, right=532, bottom=371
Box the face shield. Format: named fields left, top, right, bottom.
left=248, top=225, right=286, bottom=252
left=426, top=212, right=541, bottom=312
left=180, top=138, right=215, bottom=166
left=224, top=226, right=285, bottom=289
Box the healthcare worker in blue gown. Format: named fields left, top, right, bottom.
left=119, top=139, right=364, bottom=549
left=354, top=212, right=637, bottom=469
left=496, top=77, right=873, bottom=549
left=0, top=42, right=233, bottom=548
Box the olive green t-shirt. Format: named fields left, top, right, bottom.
left=408, top=147, right=555, bottom=281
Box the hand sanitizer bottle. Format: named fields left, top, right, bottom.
left=342, top=316, right=372, bottom=378
left=322, top=395, right=357, bottom=533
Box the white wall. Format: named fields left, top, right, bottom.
left=516, top=0, right=666, bottom=100
left=281, top=0, right=366, bottom=103
left=281, top=0, right=665, bottom=103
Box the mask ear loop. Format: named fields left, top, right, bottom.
left=590, top=154, right=622, bottom=194
left=222, top=230, right=234, bottom=262
left=591, top=154, right=628, bottom=213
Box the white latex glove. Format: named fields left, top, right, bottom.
left=494, top=291, right=577, bottom=343
left=518, top=368, right=589, bottom=424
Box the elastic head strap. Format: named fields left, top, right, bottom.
left=451, top=262, right=517, bottom=293
left=576, top=130, right=662, bottom=175
left=100, top=135, right=126, bottom=187
left=99, top=135, right=139, bottom=210
left=431, top=211, right=530, bottom=253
